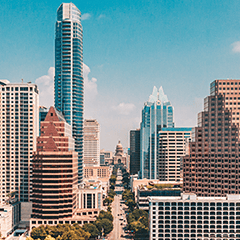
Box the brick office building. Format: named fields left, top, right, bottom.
left=31, top=107, right=78, bottom=220
left=183, top=80, right=240, bottom=196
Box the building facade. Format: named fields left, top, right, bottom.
left=31, top=107, right=78, bottom=220
left=0, top=80, right=39, bottom=203
left=100, top=150, right=113, bottom=165
left=83, top=166, right=111, bottom=179
left=140, top=86, right=174, bottom=179
left=158, top=128, right=192, bottom=182
left=137, top=184, right=181, bottom=211
left=83, top=119, right=100, bottom=166
left=54, top=3, right=84, bottom=182
left=183, top=79, right=240, bottom=197
left=130, top=129, right=140, bottom=175
left=149, top=194, right=240, bottom=240
left=0, top=203, right=20, bottom=238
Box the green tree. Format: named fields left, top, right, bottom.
left=26, top=237, right=34, bottom=240
left=122, top=189, right=134, bottom=202
left=31, top=226, right=47, bottom=240
left=109, top=175, right=116, bottom=184
left=97, top=210, right=113, bottom=222
left=103, top=197, right=113, bottom=206
left=94, top=219, right=113, bottom=235
left=44, top=236, right=55, bottom=240
left=83, top=223, right=99, bottom=238
left=126, top=199, right=136, bottom=212
left=61, top=230, right=79, bottom=240
left=108, top=189, right=116, bottom=199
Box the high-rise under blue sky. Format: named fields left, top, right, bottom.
left=55, top=3, right=84, bottom=182
left=140, top=86, right=174, bottom=179
left=1, top=0, right=240, bottom=150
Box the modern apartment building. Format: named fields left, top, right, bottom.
left=83, top=119, right=100, bottom=166
left=0, top=80, right=39, bottom=203
left=140, top=86, right=174, bottom=179
left=149, top=194, right=240, bottom=240
left=158, top=128, right=192, bottom=182
left=54, top=3, right=84, bottom=182
left=130, top=129, right=140, bottom=175
left=183, top=79, right=240, bottom=197
left=31, top=107, right=78, bottom=220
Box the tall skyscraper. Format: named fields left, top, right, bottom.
left=183, top=79, right=240, bottom=196
left=140, top=86, right=174, bottom=179
left=54, top=3, right=84, bottom=182
left=158, top=127, right=192, bottom=182
left=0, top=80, right=39, bottom=203
left=130, top=129, right=140, bottom=175
left=32, top=107, right=78, bottom=220
left=83, top=119, right=100, bottom=166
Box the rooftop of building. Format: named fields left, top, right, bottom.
left=138, top=182, right=182, bottom=191
left=160, top=127, right=193, bottom=132
left=148, top=194, right=240, bottom=202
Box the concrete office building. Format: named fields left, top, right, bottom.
left=130, top=129, right=140, bottom=175
left=158, top=128, right=192, bottom=182
left=140, top=86, right=174, bottom=179
left=31, top=107, right=78, bottom=220
left=183, top=80, right=240, bottom=197
left=0, top=80, right=39, bottom=203
left=54, top=3, right=84, bottom=182
left=83, top=119, right=100, bottom=166
left=149, top=194, right=240, bottom=240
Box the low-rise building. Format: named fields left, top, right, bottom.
left=149, top=194, right=240, bottom=240
left=78, top=182, right=103, bottom=212
left=0, top=203, right=20, bottom=238
left=130, top=177, right=181, bottom=202
left=137, top=183, right=181, bottom=211
left=83, top=166, right=112, bottom=179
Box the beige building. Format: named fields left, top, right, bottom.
left=83, top=119, right=100, bottom=166
left=0, top=203, right=20, bottom=238
left=83, top=166, right=112, bottom=179
left=0, top=80, right=39, bottom=204
left=158, top=128, right=192, bottom=182
left=78, top=181, right=103, bottom=215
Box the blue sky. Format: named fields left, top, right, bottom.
left=1, top=0, right=240, bottom=150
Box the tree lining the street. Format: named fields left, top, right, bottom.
left=127, top=209, right=149, bottom=240
left=120, top=168, right=149, bottom=240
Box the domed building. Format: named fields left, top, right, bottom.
left=112, top=141, right=129, bottom=170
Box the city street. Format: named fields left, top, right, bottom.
left=109, top=169, right=129, bottom=240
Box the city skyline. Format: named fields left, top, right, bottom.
left=2, top=1, right=240, bottom=150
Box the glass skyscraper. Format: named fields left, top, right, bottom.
left=55, top=3, right=83, bottom=182
left=140, top=86, right=174, bottom=179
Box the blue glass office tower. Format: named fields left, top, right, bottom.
left=55, top=3, right=83, bottom=182
left=140, top=86, right=174, bottom=179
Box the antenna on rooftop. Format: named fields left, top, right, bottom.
left=21, top=78, right=23, bottom=83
